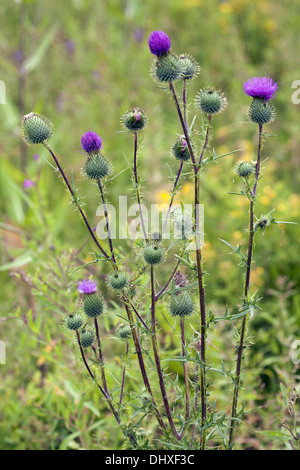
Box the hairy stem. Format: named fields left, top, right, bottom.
left=97, top=178, right=117, bottom=268
left=228, top=124, right=263, bottom=448
left=133, top=131, right=148, bottom=242
left=150, top=266, right=181, bottom=440
left=94, top=317, right=110, bottom=397
left=119, top=342, right=129, bottom=406
left=43, top=142, right=110, bottom=260
left=162, top=161, right=184, bottom=236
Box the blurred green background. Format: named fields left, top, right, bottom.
left=0, top=0, right=299, bottom=450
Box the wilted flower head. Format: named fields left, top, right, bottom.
left=23, top=179, right=34, bottom=189
left=148, top=30, right=171, bottom=57
left=77, top=279, right=97, bottom=294
left=81, top=131, right=102, bottom=155
left=244, top=77, right=278, bottom=101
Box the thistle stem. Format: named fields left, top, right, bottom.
left=123, top=299, right=166, bottom=430
left=43, top=142, right=110, bottom=261
left=133, top=131, right=148, bottom=242
left=162, top=161, right=184, bottom=236
left=228, top=124, right=263, bottom=448
left=97, top=178, right=117, bottom=268
left=94, top=317, right=110, bottom=397
left=150, top=266, right=181, bottom=440
left=180, top=318, right=190, bottom=430
left=119, top=342, right=129, bottom=406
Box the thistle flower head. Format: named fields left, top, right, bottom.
left=21, top=112, right=54, bottom=145
left=235, top=161, right=255, bottom=178
left=23, top=179, right=34, bottom=189
left=195, top=88, right=227, bottom=115
left=244, top=77, right=278, bottom=101
left=80, top=329, right=95, bottom=348
left=65, top=312, right=85, bottom=331
left=148, top=30, right=171, bottom=57
left=81, top=131, right=103, bottom=155
left=170, top=292, right=194, bottom=317
left=143, top=244, right=165, bottom=266
left=171, top=136, right=190, bottom=161
left=122, top=108, right=147, bottom=132
left=83, top=154, right=111, bottom=180
left=108, top=272, right=129, bottom=291
left=77, top=279, right=97, bottom=295
left=116, top=324, right=132, bottom=340
left=179, top=54, right=201, bottom=80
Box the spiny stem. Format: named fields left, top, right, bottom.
left=199, top=115, right=212, bottom=166
left=133, top=131, right=148, bottom=242
left=119, top=342, right=129, bottom=406
left=162, top=161, right=184, bottom=236
left=97, top=178, right=117, bottom=268
left=180, top=317, right=190, bottom=436
left=228, top=124, right=263, bottom=448
left=195, top=173, right=207, bottom=451
left=43, top=142, right=110, bottom=260
left=94, top=317, right=110, bottom=397
left=150, top=266, right=181, bottom=440
left=123, top=299, right=166, bottom=430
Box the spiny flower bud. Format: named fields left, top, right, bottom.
left=122, top=108, right=147, bottom=132
left=178, top=54, right=200, bottom=81
left=195, top=88, right=227, bottom=115
left=143, top=244, right=165, bottom=265
left=83, top=154, right=111, bottom=180
left=21, top=112, right=54, bottom=145
left=171, top=136, right=190, bottom=161
left=151, top=54, right=183, bottom=83
left=254, top=215, right=272, bottom=232
left=83, top=292, right=105, bottom=318
left=80, top=329, right=95, bottom=348
left=65, top=312, right=84, bottom=331
left=248, top=97, right=276, bottom=125
left=174, top=271, right=188, bottom=289
left=235, top=161, right=255, bottom=178
left=108, top=272, right=129, bottom=291
left=116, top=324, right=132, bottom=340
left=170, top=292, right=194, bottom=317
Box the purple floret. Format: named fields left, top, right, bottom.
left=77, top=279, right=97, bottom=294
left=81, top=131, right=102, bottom=154
left=244, top=77, right=278, bottom=101
left=148, top=30, right=171, bottom=57
left=23, top=179, right=34, bottom=189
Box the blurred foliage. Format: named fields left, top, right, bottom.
left=0, top=0, right=299, bottom=450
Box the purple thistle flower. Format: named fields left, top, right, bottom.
left=77, top=279, right=97, bottom=295
left=81, top=131, right=103, bottom=155
left=148, top=30, right=171, bottom=57
left=23, top=179, right=34, bottom=189
left=244, top=77, right=278, bottom=101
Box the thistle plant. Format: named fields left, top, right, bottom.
left=19, top=30, right=290, bottom=451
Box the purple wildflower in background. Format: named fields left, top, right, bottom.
left=148, top=30, right=171, bottom=57
left=244, top=77, right=278, bottom=101
left=23, top=179, right=34, bottom=189
left=77, top=279, right=97, bottom=295
left=33, top=154, right=40, bottom=162
left=81, top=131, right=102, bottom=155
left=134, top=28, right=144, bottom=43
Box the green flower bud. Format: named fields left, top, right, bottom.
left=171, top=136, right=190, bottom=161
left=179, top=54, right=200, bottom=81
left=254, top=215, right=272, bottom=232
left=195, top=88, right=227, bottom=115
left=65, top=312, right=84, bottom=331
left=152, top=54, right=183, bottom=83
left=108, top=272, right=129, bottom=291
left=83, top=292, right=105, bottom=318
left=122, top=108, right=147, bottom=132
left=83, top=154, right=111, bottom=180
left=21, top=112, right=54, bottom=145
left=143, top=244, right=165, bottom=265
left=170, top=292, right=194, bottom=317
left=116, top=324, right=132, bottom=340
left=80, top=329, right=95, bottom=348
left=235, top=161, right=255, bottom=178
left=248, top=97, right=276, bottom=125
